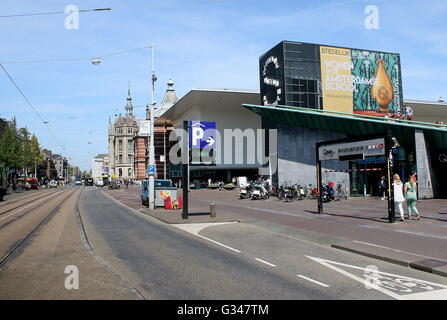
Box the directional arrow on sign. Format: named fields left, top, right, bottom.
left=206, top=136, right=215, bottom=147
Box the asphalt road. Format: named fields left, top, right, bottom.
left=1, top=186, right=447, bottom=300
left=80, top=188, right=447, bottom=300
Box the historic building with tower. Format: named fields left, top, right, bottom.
left=108, top=86, right=139, bottom=180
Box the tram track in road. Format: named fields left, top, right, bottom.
left=0, top=187, right=74, bottom=229
left=0, top=187, right=68, bottom=217
left=0, top=186, right=80, bottom=269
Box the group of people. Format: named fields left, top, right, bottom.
left=378, top=173, right=420, bottom=222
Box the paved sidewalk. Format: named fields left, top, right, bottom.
left=102, top=186, right=447, bottom=277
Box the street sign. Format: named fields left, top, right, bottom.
left=189, top=121, right=216, bottom=149
left=189, top=121, right=216, bottom=165
left=147, top=165, right=155, bottom=176
left=139, top=120, right=151, bottom=136
left=319, top=138, right=385, bottom=161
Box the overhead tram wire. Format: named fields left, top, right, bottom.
left=0, top=45, right=153, bottom=65
left=0, top=0, right=238, bottom=19
left=0, top=63, right=65, bottom=152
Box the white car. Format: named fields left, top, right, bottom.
left=74, top=181, right=82, bottom=186
left=49, top=180, right=58, bottom=188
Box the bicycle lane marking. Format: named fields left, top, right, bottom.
left=306, top=256, right=447, bottom=300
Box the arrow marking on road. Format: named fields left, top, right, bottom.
left=306, top=256, right=447, bottom=300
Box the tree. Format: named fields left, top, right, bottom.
left=28, top=135, right=44, bottom=177
left=0, top=120, right=44, bottom=177
left=0, top=125, right=18, bottom=168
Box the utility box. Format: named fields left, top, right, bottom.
left=154, top=179, right=178, bottom=207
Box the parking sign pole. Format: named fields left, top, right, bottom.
left=316, top=143, right=323, bottom=214
left=182, top=120, right=189, bottom=219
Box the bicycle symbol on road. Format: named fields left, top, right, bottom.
left=307, top=256, right=447, bottom=300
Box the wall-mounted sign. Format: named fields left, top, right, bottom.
left=139, top=120, right=151, bottom=136
left=262, top=56, right=282, bottom=107
left=319, top=138, right=385, bottom=161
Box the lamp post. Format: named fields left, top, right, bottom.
left=148, top=44, right=157, bottom=210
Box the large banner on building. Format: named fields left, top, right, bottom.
left=320, top=45, right=402, bottom=116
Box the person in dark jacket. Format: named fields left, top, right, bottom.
left=378, top=175, right=386, bottom=200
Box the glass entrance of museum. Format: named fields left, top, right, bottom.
left=349, top=149, right=412, bottom=197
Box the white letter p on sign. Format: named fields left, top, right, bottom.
left=192, top=127, right=204, bottom=147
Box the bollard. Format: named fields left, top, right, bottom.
left=210, top=203, right=216, bottom=218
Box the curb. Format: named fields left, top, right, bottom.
left=331, top=242, right=447, bottom=278
left=139, top=209, right=243, bottom=225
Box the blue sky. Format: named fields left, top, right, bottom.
left=0, top=0, right=446, bottom=170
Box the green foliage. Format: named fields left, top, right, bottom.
left=0, top=125, right=20, bottom=168
left=0, top=120, right=45, bottom=173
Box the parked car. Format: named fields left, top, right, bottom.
left=74, top=180, right=82, bottom=186
left=26, top=177, right=39, bottom=190
left=49, top=180, right=58, bottom=188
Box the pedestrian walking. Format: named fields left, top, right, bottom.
left=404, top=173, right=420, bottom=220
left=393, top=174, right=406, bottom=221
left=378, top=175, right=386, bottom=200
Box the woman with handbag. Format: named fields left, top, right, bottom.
left=393, top=174, right=406, bottom=221
left=404, top=174, right=420, bottom=220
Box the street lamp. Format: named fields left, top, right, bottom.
left=387, top=136, right=400, bottom=223
left=148, top=44, right=157, bottom=210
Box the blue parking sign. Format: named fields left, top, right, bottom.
left=147, top=165, right=155, bottom=176
left=189, top=121, right=216, bottom=149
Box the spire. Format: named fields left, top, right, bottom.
left=125, top=81, right=133, bottom=117
left=155, top=79, right=178, bottom=117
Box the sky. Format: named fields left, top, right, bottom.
left=0, top=0, right=446, bottom=170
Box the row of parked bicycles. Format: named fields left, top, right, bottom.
left=238, top=180, right=348, bottom=203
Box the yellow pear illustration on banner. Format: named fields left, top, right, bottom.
left=371, top=59, right=394, bottom=113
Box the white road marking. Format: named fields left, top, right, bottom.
left=306, top=256, right=447, bottom=300
left=172, top=222, right=241, bottom=253
left=0, top=188, right=70, bottom=222
left=255, top=258, right=276, bottom=267
left=195, top=234, right=241, bottom=253
left=101, top=191, right=141, bottom=213
left=297, top=275, right=330, bottom=287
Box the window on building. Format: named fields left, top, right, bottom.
left=128, top=140, right=133, bottom=151
left=128, top=127, right=133, bottom=134
left=170, top=164, right=181, bottom=177
left=119, top=155, right=122, bottom=164
left=118, top=140, right=123, bottom=151
left=118, top=168, right=122, bottom=177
